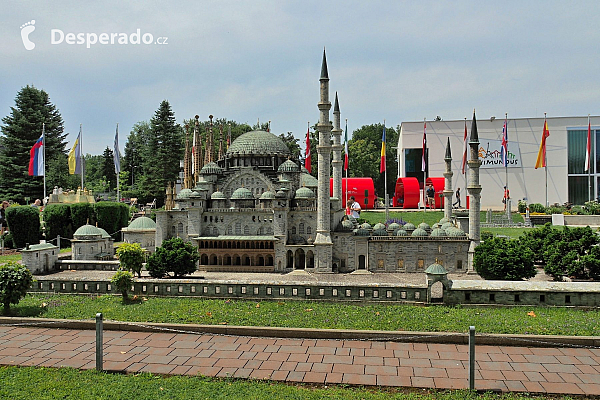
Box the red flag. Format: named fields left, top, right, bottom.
left=421, top=120, right=427, bottom=172
left=535, top=118, right=550, bottom=169
left=343, top=120, right=349, bottom=171
left=585, top=115, right=591, bottom=172
left=461, top=119, right=468, bottom=174
left=304, top=124, right=311, bottom=173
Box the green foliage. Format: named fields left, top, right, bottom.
left=517, top=199, right=527, bottom=213
left=517, top=223, right=562, bottom=265
left=543, top=226, right=600, bottom=281
left=111, top=269, right=134, bottom=301
left=5, top=206, right=41, bottom=248
left=42, top=204, right=73, bottom=243
left=101, top=147, right=117, bottom=192
left=546, top=205, right=566, bottom=215
left=69, top=203, right=95, bottom=229
left=584, top=200, right=600, bottom=215
left=94, top=202, right=129, bottom=239
left=0, top=86, right=68, bottom=203
left=0, top=261, right=34, bottom=314
left=116, top=242, right=145, bottom=277
left=480, top=231, right=493, bottom=241
left=147, top=237, right=199, bottom=278
left=474, top=237, right=535, bottom=280
left=529, top=203, right=546, bottom=213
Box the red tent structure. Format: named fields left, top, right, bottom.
left=425, top=177, right=445, bottom=209
left=393, top=177, right=420, bottom=209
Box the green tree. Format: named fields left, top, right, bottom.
left=474, top=237, right=536, bottom=280
left=116, top=242, right=145, bottom=277
left=147, top=237, right=199, bottom=278
left=123, top=121, right=150, bottom=189
left=543, top=226, right=600, bottom=281
left=111, top=269, right=134, bottom=301
left=101, top=147, right=117, bottom=192
left=137, top=101, right=183, bottom=205
left=45, top=153, right=80, bottom=193
left=0, top=86, right=68, bottom=202
left=0, top=261, right=34, bottom=314
left=278, top=132, right=301, bottom=161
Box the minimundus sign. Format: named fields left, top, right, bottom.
left=477, top=139, right=521, bottom=168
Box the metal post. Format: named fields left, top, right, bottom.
left=469, top=325, right=475, bottom=390
left=96, top=312, right=103, bottom=371
left=57, top=235, right=60, bottom=250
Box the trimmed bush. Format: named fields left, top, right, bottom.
left=147, top=237, right=199, bottom=278
left=111, top=270, right=134, bottom=301
left=116, top=242, right=145, bottom=277
left=95, top=202, right=129, bottom=239
left=480, top=231, right=493, bottom=241
left=529, top=203, right=546, bottom=213
left=474, top=237, right=536, bottom=280
left=0, top=261, right=34, bottom=314
left=70, top=203, right=95, bottom=229
left=43, top=204, right=73, bottom=244
left=5, top=206, right=41, bottom=248
left=543, top=226, right=600, bottom=281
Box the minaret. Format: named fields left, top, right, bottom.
left=467, top=110, right=482, bottom=273
left=205, top=115, right=214, bottom=164
left=331, top=92, right=343, bottom=206
left=183, top=124, right=193, bottom=189
left=443, top=137, right=453, bottom=220
left=193, top=115, right=203, bottom=184
left=314, top=49, right=333, bottom=273
left=218, top=125, right=224, bottom=160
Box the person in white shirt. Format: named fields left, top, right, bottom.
left=350, top=196, right=361, bottom=219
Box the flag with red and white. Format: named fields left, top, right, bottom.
left=344, top=120, right=349, bottom=171
left=304, top=124, right=311, bottom=173
left=421, top=121, right=427, bottom=172
left=501, top=117, right=508, bottom=167
left=461, top=119, right=468, bottom=174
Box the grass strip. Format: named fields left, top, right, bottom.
left=13, top=294, right=600, bottom=336
left=0, top=366, right=579, bottom=400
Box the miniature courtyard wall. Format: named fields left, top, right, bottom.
left=21, top=243, right=59, bottom=274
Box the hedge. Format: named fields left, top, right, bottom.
left=5, top=206, right=41, bottom=248
left=94, top=202, right=129, bottom=239
left=43, top=204, right=73, bottom=244
left=70, top=203, right=95, bottom=228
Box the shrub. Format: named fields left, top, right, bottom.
left=546, top=206, right=566, bottom=215
left=584, top=200, right=600, bottom=215
left=116, top=242, right=145, bottom=277
left=95, top=202, right=129, bottom=239
left=528, top=203, right=546, bottom=213
left=517, top=223, right=562, bottom=265
left=517, top=200, right=527, bottom=213
left=70, top=203, right=95, bottom=229
left=0, top=261, right=34, bottom=314
left=5, top=206, right=41, bottom=248
left=111, top=269, right=134, bottom=301
left=543, top=226, right=600, bottom=281
left=43, top=204, right=73, bottom=244
left=474, top=237, right=535, bottom=280
left=147, top=237, right=199, bottom=278
left=480, top=231, right=493, bottom=241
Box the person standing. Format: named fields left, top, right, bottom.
left=426, top=184, right=435, bottom=209
left=453, top=187, right=461, bottom=208
left=503, top=186, right=510, bottom=211
left=350, top=196, right=361, bottom=219
left=0, top=201, right=8, bottom=235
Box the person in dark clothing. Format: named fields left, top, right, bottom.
left=453, top=187, right=461, bottom=208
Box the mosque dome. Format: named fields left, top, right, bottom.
left=430, top=228, right=447, bottom=237
left=295, top=187, right=315, bottom=199
left=97, top=227, right=111, bottom=239
left=300, top=173, right=318, bottom=188
left=418, top=222, right=430, bottom=231
left=259, top=191, right=276, bottom=200
left=231, top=187, right=254, bottom=200
left=411, top=227, right=428, bottom=237
left=200, top=162, right=223, bottom=175
left=373, top=223, right=386, bottom=231
left=372, top=228, right=388, bottom=236
left=128, top=216, right=157, bottom=231
left=439, top=217, right=450, bottom=224
left=74, top=224, right=102, bottom=238
left=403, top=223, right=416, bottom=231
left=425, top=262, right=448, bottom=275
left=355, top=228, right=370, bottom=236
left=278, top=159, right=300, bottom=173
left=395, top=229, right=408, bottom=236
left=441, top=222, right=454, bottom=231
left=388, top=222, right=401, bottom=231
left=211, top=191, right=227, bottom=200
left=341, top=220, right=354, bottom=230
left=177, top=188, right=193, bottom=200
left=360, top=222, right=372, bottom=230
left=447, top=227, right=467, bottom=237
left=226, top=130, right=290, bottom=156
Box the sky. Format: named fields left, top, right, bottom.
left=2, top=0, right=600, bottom=156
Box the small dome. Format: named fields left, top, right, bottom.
left=226, top=130, right=290, bottom=156
left=441, top=222, right=454, bottom=231
left=412, top=227, right=428, bottom=237
left=372, top=228, right=388, bottom=236
left=425, top=262, right=448, bottom=275
left=447, top=228, right=467, bottom=237
left=301, top=165, right=310, bottom=174
left=439, top=217, right=450, bottom=224
left=360, top=222, right=372, bottom=230
left=190, top=191, right=201, bottom=197
left=211, top=191, right=226, bottom=200
left=430, top=228, right=447, bottom=237
left=278, top=159, right=300, bottom=173
left=260, top=191, right=276, bottom=200
left=128, top=216, right=157, bottom=231
left=341, top=220, right=354, bottom=230
left=418, top=222, right=430, bottom=231
left=97, top=227, right=111, bottom=238
left=373, top=223, right=386, bottom=231
left=300, top=173, right=318, bottom=188
left=355, top=227, right=370, bottom=236
left=388, top=222, right=400, bottom=231
left=295, top=187, right=315, bottom=199
left=74, top=224, right=102, bottom=238
left=404, top=223, right=416, bottom=231
left=177, top=188, right=193, bottom=200
left=231, top=187, right=254, bottom=200
left=395, top=229, right=408, bottom=236
left=431, top=223, right=440, bottom=230
left=200, top=162, right=223, bottom=175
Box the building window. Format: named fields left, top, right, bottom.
left=405, top=148, right=427, bottom=183
left=397, top=259, right=405, bottom=271
left=299, top=223, right=305, bottom=234
left=377, top=259, right=384, bottom=270
left=417, top=259, right=424, bottom=269
left=457, top=260, right=463, bottom=270
left=307, top=226, right=312, bottom=235
left=568, top=129, right=598, bottom=204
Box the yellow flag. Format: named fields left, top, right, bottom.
left=68, top=133, right=80, bottom=174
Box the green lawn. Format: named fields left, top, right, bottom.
left=13, top=294, right=600, bottom=336
left=0, top=366, right=579, bottom=400
left=360, top=211, right=524, bottom=227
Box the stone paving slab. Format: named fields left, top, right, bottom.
left=0, top=326, right=599, bottom=395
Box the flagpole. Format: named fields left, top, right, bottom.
left=423, top=118, right=427, bottom=214
left=116, top=123, right=120, bottom=203
left=384, top=119, right=389, bottom=222
left=345, top=118, right=348, bottom=208
left=464, top=117, right=468, bottom=210
left=42, top=123, right=46, bottom=201
left=505, top=113, right=509, bottom=215
left=544, top=113, right=548, bottom=207
left=80, top=124, right=84, bottom=191
left=588, top=114, right=591, bottom=202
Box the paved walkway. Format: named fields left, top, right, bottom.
left=1, top=326, right=599, bottom=395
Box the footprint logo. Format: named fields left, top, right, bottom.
left=20, top=20, right=36, bottom=50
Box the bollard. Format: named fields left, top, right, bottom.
left=57, top=235, right=60, bottom=250
left=96, top=313, right=103, bottom=371
left=469, top=325, right=475, bottom=390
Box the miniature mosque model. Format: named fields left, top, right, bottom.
left=153, top=51, right=482, bottom=274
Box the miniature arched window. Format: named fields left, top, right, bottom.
left=244, top=225, right=250, bottom=235
left=227, top=225, right=233, bottom=235
left=258, top=226, right=264, bottom=235
left=307, top=226, right=312, bottom=235
left=267, top=227, right=273, bottom=235
left=178, top=223, right=184, bottom=235
left=213, top=227, right=218, bottom=236
left=292, top=226, right=297, bottom=235
left=235, top=222, right=241, bottom=235
left=299, top=223, right=305, bottom=234
left=171, top=225, right=176, bottom=235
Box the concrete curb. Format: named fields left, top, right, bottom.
left=1, top=317, right=598, bottom=348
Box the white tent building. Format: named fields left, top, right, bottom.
left=397, top=116, right=599, bottom=209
